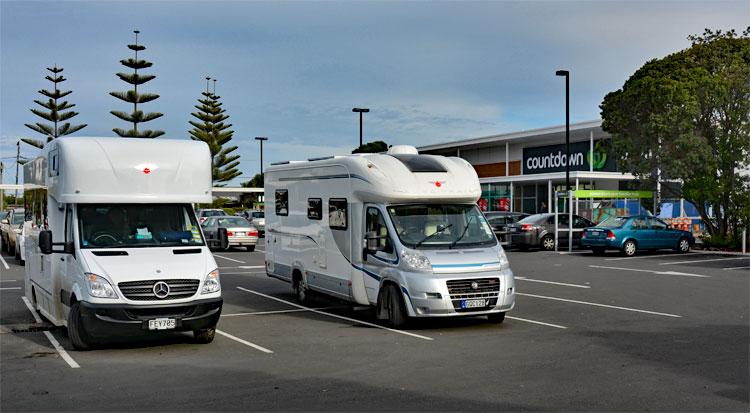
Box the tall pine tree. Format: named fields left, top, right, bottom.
left=23, top=65, right=87, bottom=149
left=189, top=78, right=241, bottom=186
left=110, top=30, right=164, bottom=138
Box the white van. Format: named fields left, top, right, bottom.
left=264, top=145, right=515, bottom=327
left=23, top=137, right=224, bottom=350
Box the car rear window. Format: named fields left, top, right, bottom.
left=518, top=214, right=548, bottom=224
left=598, top=217, right=628, bottom=228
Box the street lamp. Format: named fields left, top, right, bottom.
left=555, top=69, right=572, bottom=252
left=352, top=107, right=370, bottom=148
left=254, top=136, right=269, bottom=178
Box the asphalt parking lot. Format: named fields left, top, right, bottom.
left=1, top=240, right=748, bottom=411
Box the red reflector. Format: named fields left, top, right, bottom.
left=143, top=167, right=151, bottom=174
left=521, top=223, right=533, bottom=231
left=227, top=231, right=234, bottom=236
left=435, top=181, right=442, bottom=187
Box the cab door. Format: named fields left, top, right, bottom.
left=362, top=205, right=398, bottom=303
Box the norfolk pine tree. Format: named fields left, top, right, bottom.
left=23, top=65, right=87, bottom=149
left=110, top=30, right=164, bottom=138
left=189, top=78, right=241, bottom=186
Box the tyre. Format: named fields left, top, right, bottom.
left=592, top=247, right=606, bottom=256
left=622, top=240, right=637, bottom=257
left=67, top=302, right=93, bottom=351
left=247, top=245, right=256, bottom=252
left=677, top=237, right=690, bottom=253
left=294, top=277, right=309, bottom=305
left=193, top=327, right=216, bottom=344
left=222, top=243, right=231, bottom=251
left=487, top=312, right=506, bottom=324
left=381, top=284, right=408, bottom=329
left=540, top=235, right=555, bottom=251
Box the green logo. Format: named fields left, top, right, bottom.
left=587, top=141, right=607, bottom=170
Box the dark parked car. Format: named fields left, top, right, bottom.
left=484, top=211, right=530, bottom=242
left=506, top=213, right=595, bottom=251
left=581, top=215, right=694, bottom=256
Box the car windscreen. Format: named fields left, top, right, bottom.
left=387, top=204, right=496, bottom=249
left=597, top=217, right=628, bottom=228
left=216, top=217, right=253, bottom=228
left=79, top=204, right=204, bottom=248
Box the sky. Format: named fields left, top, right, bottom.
left=1, top=0, right=748, bottom=186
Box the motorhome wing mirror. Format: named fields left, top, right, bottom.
left=365, top=231, right=381, bottom=254
left=39, top=230, right=53, bottom=255
left=218, top=227, right=229, bottom=250
left=0, top=219, right=7, bottom=224
left=64, top=241, right=75, bottom=255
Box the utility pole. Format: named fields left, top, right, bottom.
left=255, top=137, right=269, bottom=179
left=14, top=141, right=20, bottom=204
left=1, top=161, right=4, bottom=211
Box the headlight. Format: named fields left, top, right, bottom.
left=201, top=269, right=221, bottom=294
left=400, top=249, right=432, bottom=272
left=497, top=248, right=510, bottom=270
left=86, top=273, right=118, bottom=299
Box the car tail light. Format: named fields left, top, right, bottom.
left=581, top=231, right=587, bottom=239
left=606, top=230, right=616, bottom=240
left=521, top=223, right=534, bottom=231
left=248, top=230, right=258, bottom=236
left=227, top=230, right=234, bottom=236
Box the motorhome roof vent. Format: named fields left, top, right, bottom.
left=387, top=145, right=419, bottom=155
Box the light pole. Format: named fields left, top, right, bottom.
left=556, top=69, right=572, bottom=252
left=254, top=137, right=268, bottom=179
left=352, top=107, right=370, bottom=149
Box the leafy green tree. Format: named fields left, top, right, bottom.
left=110, top=30, right=164, bottom=138
left=23, top=65, right=87, bottom=149
left=352, top=140, right=388, bottom=154
left=601, top=27, right=750, bottom=240
left=239, top=173, right=264, bottom=206
left=242, top=173, right=264, bottom=188
left=189, top=79, right=241, bottom=186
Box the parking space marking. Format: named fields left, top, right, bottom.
left=0, top=287, right=22, bottom=290
left=723, top=265, right=750, bottom=271
left=506, top=316, right=568, bottom=329
left=0, top=279, right=18, bottom=282
left=213, top=254, right=246, bottom=264
left=216, top=329, right=274, bottom=354
left=219, top=265, right=265, bottom=270
left=660, top=257, right=749, bottom=266
left=604, top=253, right=699, bottom=261
left=237, top=286, right=434, bottom=341
left=589, top=265, right=710, bottom=278
left=515, top=277, right=590, bottom=289
left=221, top=307, right=341, bottom=317
left=21, top=296, right=80, bottom=368
left=0, top=255, right=9, bottom=270
left=516, top=292, right=682, bottom=318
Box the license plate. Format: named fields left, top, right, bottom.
left=148, top=318, right=176, bottom=330
left=236, top=232, right=245, bottom=236
left=461, top=299, right=487, bottom=309
left=511, top=228, right=519, bottom=233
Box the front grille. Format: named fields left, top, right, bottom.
left=118, top=279, right=200, bottom=301
left=447, top=278, right=500, bottom=312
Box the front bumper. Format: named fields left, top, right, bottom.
left=79, top=297, right=222, bottom=338
left=402, top=269, right=515, bottom=317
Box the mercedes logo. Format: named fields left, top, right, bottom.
left=153, top=281, right=170, bottom=299
left=471, top=281, right=479, bottom=290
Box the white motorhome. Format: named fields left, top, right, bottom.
left=23, top=137, right=224, bottom=349
left=264, top=145, right=515, bottom=327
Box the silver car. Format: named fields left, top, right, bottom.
left=201, top=216, right=259, bottom=251
left=506, top=213, right=595, bottom=251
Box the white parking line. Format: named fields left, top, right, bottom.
left=723, top=265, right=750, bottom=271
left=218, top=265, right=265, bottom=270
left=0, top=280, right=18, bottom=282
left=237, top=286, right=434, bottom=341
left=0, top=287, right=22, bottom=290
left=506, top=316, right=568, bottom=329
left=215, top=329, right=274, bottom=354
left=516, top=292, right=682, bottom=318
left=660, top=257, right=749, bottom=266
left=515, top=277, right=590, bottom=289
left=605, top=253, right=705, bottom=261
left=221, top=271, right=266, bottom=277
left=589, top=265, right=710, bottom=278
left=0, top=255, right=9, bottom=270
left=254, top=248, right=266, bottom=253
left=221, top=307, right=340, bottom=317
left=21, top=296, right=80, bottom=368
left=213, top=254, right=246, bottom=264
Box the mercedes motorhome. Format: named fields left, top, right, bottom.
left=264, top=145, right=515, bottom=327
left=23, top=137, right=224, bottom=349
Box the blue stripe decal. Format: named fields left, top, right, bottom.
left=351, top=264, right=382, bottom=281
left=401, top=286, right=410, bottom=297
left=431, top=261, right=501, bottom=268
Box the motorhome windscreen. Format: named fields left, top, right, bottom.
left=78, top=204, right=204, bottom=248
left=389, top=154, right=447, bottom=172
left=387, top=204, right=496, bottom=249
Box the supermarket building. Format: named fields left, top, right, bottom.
left=418, top=120, right=695, bottom=222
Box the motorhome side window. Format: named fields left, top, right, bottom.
left=365, top=207, right=394, bottom=254
left=328, top=199, right=347, bottom=230
left=307, top=198, right=322, bottom=220
left=275, top=190, right=289, bottom=216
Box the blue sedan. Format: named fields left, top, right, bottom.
left=581, top=215, right=694, bottom=256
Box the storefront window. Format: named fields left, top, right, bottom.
left=479, top=183, right=510, bottom=212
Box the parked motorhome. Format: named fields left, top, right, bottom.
left=23, top=137, right=224, bottom=349
left=264, top=145, right=515, bottom=327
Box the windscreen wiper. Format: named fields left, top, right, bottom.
left=415, top=224, right=453, bottom=247
left=449, top=217, right=476, bottom=249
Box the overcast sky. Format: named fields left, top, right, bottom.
left=1, top=0, right=748, bottom=185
